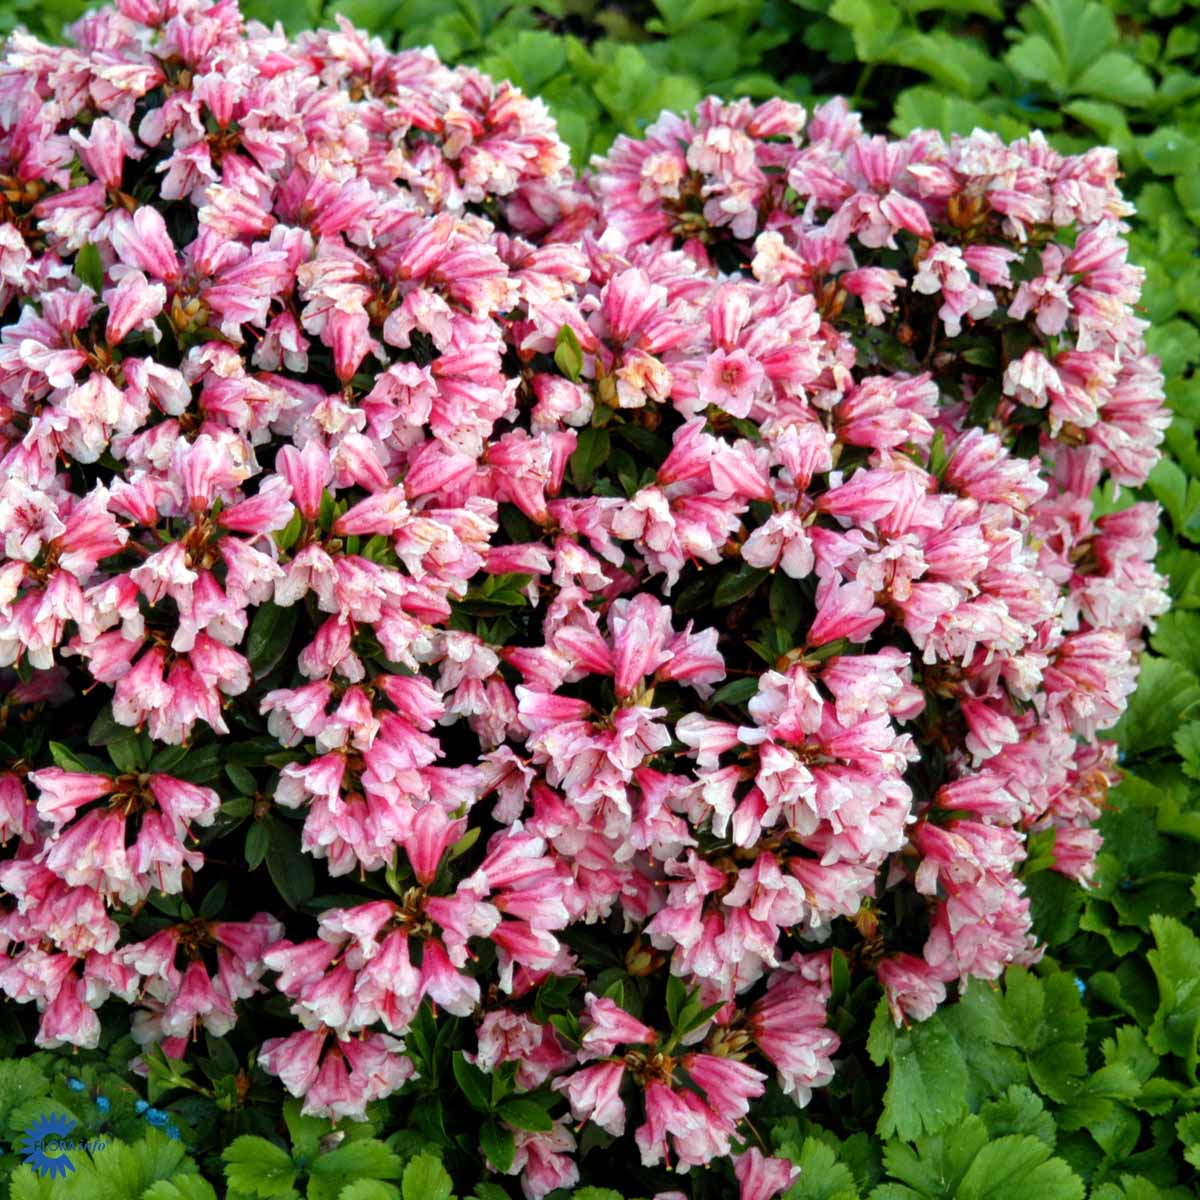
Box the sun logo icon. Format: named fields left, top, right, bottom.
left=17, top=1112, right=78, bottom=1178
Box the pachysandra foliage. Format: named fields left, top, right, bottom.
left=0, top=0, right=1173, bottom=1196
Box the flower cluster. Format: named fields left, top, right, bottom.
left=0, top=1, right=1167, bottom=1196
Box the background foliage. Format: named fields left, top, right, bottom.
left=1, top=0, right=1198, bottom=1195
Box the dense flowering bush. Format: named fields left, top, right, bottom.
left=0, top=0, right=1170, bottom=1195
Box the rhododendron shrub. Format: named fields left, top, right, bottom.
left=0, top=0, right=1169, bottom=1195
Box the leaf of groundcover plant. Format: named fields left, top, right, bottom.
left=0, top=1057, right=50, bottom=1126
left=1089, top=1179, right=1170, bottom=1200
left=8, top=1167, right=59, bottom=1200
left=938, top=1001, right=1025, bottom=1109
left=308, top=1141, right=404, bottom=1200
left=868, top=997, right=970, bottom=1140
left=313, top=1142, right=402, bottom=1180
left=1174, top=723, right=1200, bottom=780
left=401, top=1152, right=454, bottom=1200
left=339, top=1183, right=402, bottom=1200
left=978, top=1085, right=1056, bottom=1148
left=1178, top=1112, right=1200, bottom=1168
left=1107, top=656, right=1200, bottom=756
left=223, top=1136, right=298, bottom=1198
left=880, top=1114, right=989, bottom=1196
left=1147, top=915, right=1200, bottom=1079
left=1151, top=611, right=1200, bottom=677
left=79, top=1133, right=191, bottom=1197
left=1073, top=52, right=1153, bottom=104
left=955, top=1134, right=1083, bottom=1199
left=776, top=1136, right=860, bottom=1199
left=143, top=1179, right=222, bottom=1200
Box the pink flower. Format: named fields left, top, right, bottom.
left=579, top=994, right=656, bottom=1059
left=28, top=768, right=114, bottom=828
left=876, top=953, right=947, bottom=1025
left=698, top=348, right=764, bottom=417
left=734, top=1148, right=801, bottom=1200
left=554, top=1061, right=628, bottom=1135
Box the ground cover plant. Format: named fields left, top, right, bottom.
left=0, top=0, right=1197, bottom=1198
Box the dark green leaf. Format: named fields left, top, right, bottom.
left=479, top=1121, right=515, bottom=1174
left=496, top=1096, right=553, bottom=1132
left=266, top=820, right=314, bottom=908
left=246, top=601, right=298, bottom=681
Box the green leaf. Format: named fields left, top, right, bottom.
left=245, top=820, right=271, bottom=869
left=0, top=1058, right=50, bottom=1127
left=401, top=1152, right=454, bottom=1200
left=198, top=878, right=229, bottom=919
left=554, top=324, right=583, bottom=381
left=468, top=1186, right=511, bottom=1200
left=451, top=1052, right=491, bottom=1111
left=246, top=601, right=298, bottom=680
left=10, top=1166, right=66, bottom=1200
left=1151, top=611, right=1200, bottom=677
left=143, top=1179, right=222, bottom=1200
left=312, top=1141, right=403, bottom=1184
left=828, top=0, right=902, bottom=61
left=714, top=563, right=767, bottom=606
left=569, top=427, right=610, bottom=491
left=339, top=1184, right=402, bottom=1200
left=1109, top=656, right=1200, bottom=756
left=497, top=1096, right=553, bottom=1132
left=979, top=1086, right=1056, bottom=1148
left=75, top=242, right=104, bottom=293
left=869, top=997, right=970, bottom=1140
left=1005, top=968, right=1088, bottom=1103
left=1176, top=723, right=1200, bottom=781
left=1006, top=34, right=1069, bottom=90
left=479, top=1120, right=515, bottom=1174
left=170, top=742, right=223, bottom=784
left=775, top=1136, right=859, bottom=1199
left=879, top=1116, right=989, bottom=1198
left=665, top=974, right=687, bottom=1029
left=956, top=1134, right=1083, bottom=1199
left=710, top=677, right=760, bottom=706
left=1142, top=128, right=1200, bottom=178
left=108, top=735, right=148, bottom=773
left=281, top=1098, right=330, bottom=1162
left=1146, top=915, right=1200, bottom=1079
left=1179, top=1112, right=1200, bottom=1169
left=222, top=1136, right=297, bottom=1198
left=266, top=821, right=315, bottom=908
left=1073, top=52, right=1153, bottom=104
left=151, top=744, right=190, bottom=774
left=49, top=741, right=100, bottom=772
